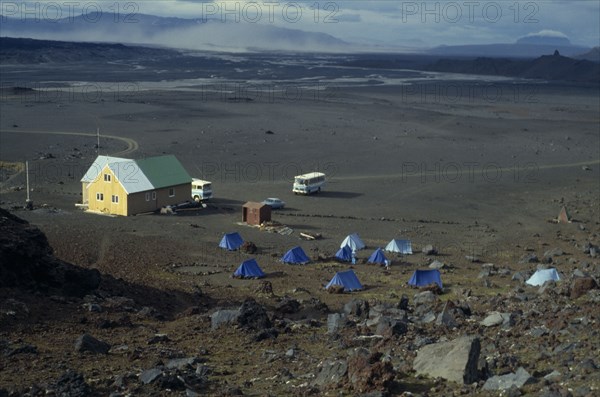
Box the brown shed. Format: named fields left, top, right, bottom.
left=243, top=202, right=271, bottom=225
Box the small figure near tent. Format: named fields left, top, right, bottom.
left=282, top=246, right=310, bottom=265
left=325, top=269, right=363, bottom=292
left=233, top=258, right=265, bottom=279
left=351, top=249, right=357, bottom=265
left=219, top=232, right=244, bottom=251
left=384, top=259, right=390, bottom=270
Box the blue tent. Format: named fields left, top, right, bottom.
left=233, top=258, right=265, bottom=279
left=385, top=239, right=413, bottom=254
left=335, top=245, right=353, bottom=262
left=219, top=232, right=244, bottom=251
left=408, top=269, right=443, bottom=288
left=325, top=270, right=363, bottom=292
left=367, top=248, right=388, bottom=265
left=282, top=246, right=310, bottom=265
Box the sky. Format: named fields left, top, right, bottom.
left=139, top=0, right=599, bottom=47
left=2, top=0, right=599, bottom=48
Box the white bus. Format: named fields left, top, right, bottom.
left=293, top=172, right=326, bottom=195
left=191, top=178, right=213, bottom=201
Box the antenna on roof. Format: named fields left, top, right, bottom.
left=96, top=127, right=100, bottom=155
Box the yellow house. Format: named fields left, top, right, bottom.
left=81, top=155, right=192, bottom=216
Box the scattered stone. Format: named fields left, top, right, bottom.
left=428, top=260, right=447, bottom=270
left=139, top=368, right=163, bottom=384
left=254, top=280, right=272, bottom=294
left=347, top=351, right=395, bottom=393
left=237, top=298, right=271, bottom=331
left=481, top=312, right=514, bottom=328
left=375, top=317, right=408, bottom=337
left=398, top=295, right=409, bottom=310
left=147, top=334, right=169, bottom=344
left=413, top=336, right=480, bottom=384
left=512, top=271, right=529, bottom=283
left=211, top=309, right=240, bottom=330
left=436, top=301, right=460, bottom=328
left=422, top=245, right=438, bottom=255
left=482, top=367, right=534, bottom=390
left=166, top=357, right=199, bottom=370
left=51, top=370, right=91, bottom=397
left=519, top=253, right=539, bottom=264
left=344, top=299, right=369, bottom=318
left=570, top=277, right=598, bottom=299
left=413, top=291, right=438, bottom=307
left=74, top=334, right=110, bottom=354
left=84, top=303, right=102, bottom=313
left=327, top=313, right=348, bottom=334
left=313, top=359, right=348, bottom=387
left=274, top=297, right=300, bottom=314
left=465, top=255, right=480, bottom=263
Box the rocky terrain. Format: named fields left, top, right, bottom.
left=1, top=205, right=599, bottom=396
left=0, top=40, right=598, bottom=396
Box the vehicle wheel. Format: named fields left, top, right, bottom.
left=317, top=187, right=321, bottom=193
left=194, top=196, right=200, bottom=202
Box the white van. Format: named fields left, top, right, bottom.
left=292, top=172, right=325, bottom=195
left=191, top=178, right=212, bottom=201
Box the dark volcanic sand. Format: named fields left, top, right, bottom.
left=1, top=58, right=599, bottom=395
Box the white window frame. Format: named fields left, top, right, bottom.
left=169, top=188, right=175, bottom=197
left=111, top=195, right=119, bottom=204
left=96, top=193, right=104, bottom=201
left=104, top=173, right=111, bottom=182
left=145, top=192, right=150, bottom=201
left=152, top=191, right=156, bottom=200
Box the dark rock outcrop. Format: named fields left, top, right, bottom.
left=0, top=208, right=100, bottom=297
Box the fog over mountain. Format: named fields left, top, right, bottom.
left=0, top=12, right=353, bottom=53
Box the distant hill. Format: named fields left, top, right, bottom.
left=428, top=43, right=589, bottom=58
left=0, top=37, right=179, bottom=64
left=516, top=34, right=571, bottom=46
left=426, top=51, right=600, bottom=84
left=576, top=47, right=600, bottom=63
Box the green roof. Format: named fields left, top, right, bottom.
left=135, top=155, right=191, bottom=189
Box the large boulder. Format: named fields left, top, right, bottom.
left=0, top=208, right=100, bottom=297
left=74, top=334, right=110, bottom=354
left=211, top=309, right=239, bottom=330
left=237, top=298, right=271, bottom=331
left=413, top=336, right=480, bottom=384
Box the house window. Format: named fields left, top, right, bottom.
left=96, top=193, right=104, bottom=201
left=111, top=195, right=119, bottom=203
left=152, top=191, right=156, bottom=200
left=104, top=174, right=111, bottom=182
left=169, top=188, right=175, bottom=197
left=145, top=192, right=150, bottom=201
